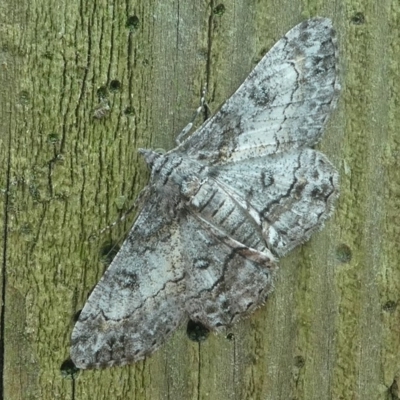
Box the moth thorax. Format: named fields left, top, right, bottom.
left=180, top=176, right=202, bottom=199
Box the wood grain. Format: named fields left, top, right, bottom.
left=1, top=0, right=399, bottom=399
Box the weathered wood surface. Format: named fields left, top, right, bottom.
left=1, top=0, right=399, bottom=399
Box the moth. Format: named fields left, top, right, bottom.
left=71, top=17, right=340, bottom=369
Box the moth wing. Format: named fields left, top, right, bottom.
left=71, top=198, right=186, bottom=369
left=180, top=18, right=339, bottom=163
left=181, top=213, right=276, bottom=329
left=210, top=148, right=339, bottom=257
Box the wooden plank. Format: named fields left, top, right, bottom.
left=1, top=0, right=400, bottom=399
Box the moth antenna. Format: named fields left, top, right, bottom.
left=176, top=84, right=210, bottom=145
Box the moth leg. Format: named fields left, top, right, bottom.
left=93, top=186, right=150, bottom=237
left=176, top=85, right=209, bottom=145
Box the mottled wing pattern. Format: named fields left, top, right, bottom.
left=70, top=18, right=340, bottom=370
left=71, top=197, right=185, bottom=369
left=209, top=148, right=338, bottom=257
left=181, top=213, right=276, bottom=329
left=180, top=18, right=339, bottom=163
